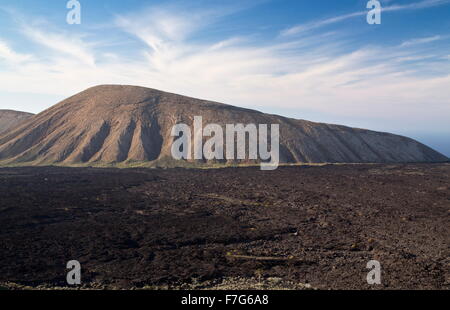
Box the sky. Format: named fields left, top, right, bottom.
left=0, top=0, right=449, bottom=155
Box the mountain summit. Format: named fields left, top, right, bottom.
left=0, top=85, right=447, bottom=166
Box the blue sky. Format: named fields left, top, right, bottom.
left=0, top=0, right=449, bottom=155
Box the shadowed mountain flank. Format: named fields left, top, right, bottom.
left=0, top=110, right=34, bottom=135
left=0, top=85, right=447, bottom=166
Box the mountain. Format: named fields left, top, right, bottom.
left=0, top=110, right=34, bottom=135
left=0, top=85, right=447, bottom=166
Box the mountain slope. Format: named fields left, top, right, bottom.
left=0, top=85, right=447, bottom=166
left=0, top=110, right=34, bottom=135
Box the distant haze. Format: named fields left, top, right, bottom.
left=406, top=133, right=450, bottom=158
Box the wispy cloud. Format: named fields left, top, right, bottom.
left=281, top=11, right=365, bottom=37
left=0, top=2, right=448, bottom=132
left=384, top=0, right=450, bottom=11
left=400, top=35, right=442, bottom=47
left=0, top=40, right=33, bottom=63
left=21, top=26, right=96, bottom=67
left=282, top=0, right=450, bottom=36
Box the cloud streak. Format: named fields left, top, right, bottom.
left=400, top=35, right=442, bottom=47
left=21, top=26, right=96, bottom=67
left=282, top=0, right=450, bottom=36
left=0, top=2, right=448, bottom=134
left=0, top=40, right=33, bottom=63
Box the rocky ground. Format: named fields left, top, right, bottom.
left=0, top=164, right=448, bottom=290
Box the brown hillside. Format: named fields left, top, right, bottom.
left=0, top=85, right=447, bottom=166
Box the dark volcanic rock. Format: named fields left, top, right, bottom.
left=0, top=164, right=448, bottom=289
left=0, top=85, right=447, bottom=165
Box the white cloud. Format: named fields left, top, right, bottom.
left=384, top=0, right=450, bottom=11
left=282, top=0, right=450, bottom=36
left=400, top=35, right=442, bottom=47
left=281, top=11, right=365, bottom=37
left=0, top=40, right=33, bottom=63
left=21, top=26, right=96, bottom=66
left=0, top=3, right=448, bottom=133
